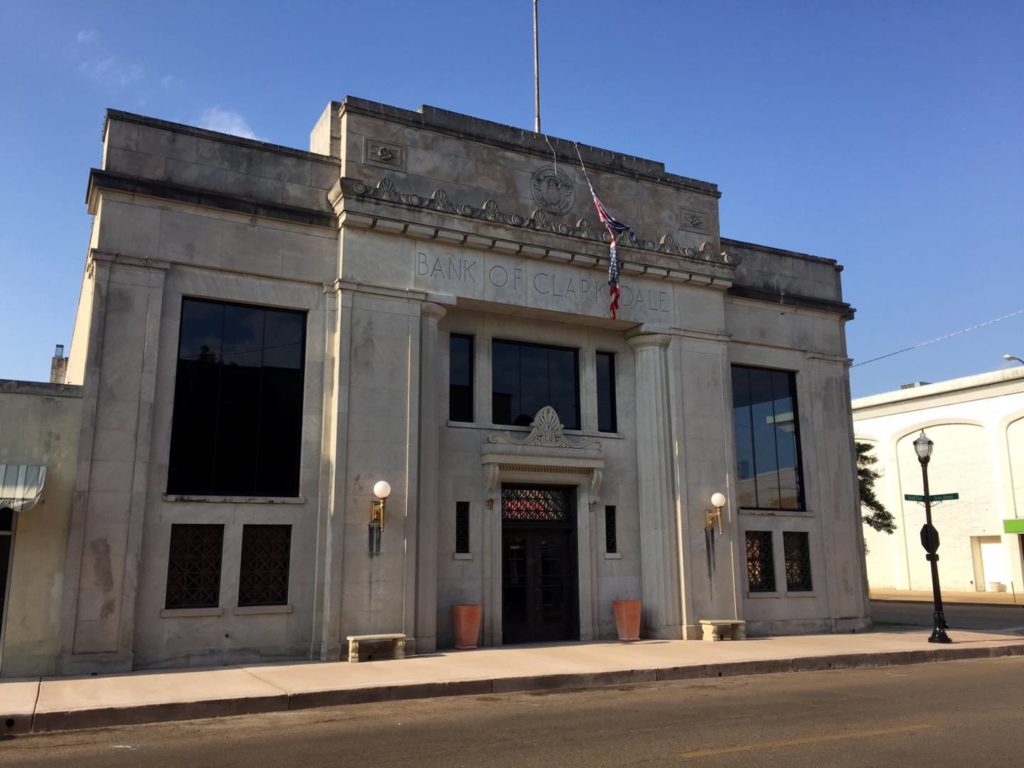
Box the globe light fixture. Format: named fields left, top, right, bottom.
left=368, top=480, right=392, bottom=557
left=705, top=492, right=727, bottom=534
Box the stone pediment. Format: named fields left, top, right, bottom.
left=481, top=407, right=604, bottom=506
left=487, top=406, right=600, bottom=450
left=482, top=406, right=604, bottom=486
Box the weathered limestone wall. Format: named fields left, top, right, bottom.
left=726, top=238, right=844, bottom=305
left=103, top=111, right=339, bottom=213
left=0, top=381, right=81, bottom=676
left=61, top=113, right=341, bottom=672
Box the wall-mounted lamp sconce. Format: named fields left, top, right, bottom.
left=705, top=492, right=727, bottom=534
left=368, top=480, right=391, bottom=557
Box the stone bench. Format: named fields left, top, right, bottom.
left=699, top=620, right=746, bottom=642
left=346, top=633, right=407, bottom=662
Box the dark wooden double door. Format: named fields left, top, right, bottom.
left=501, top=485, right=579, bottom=644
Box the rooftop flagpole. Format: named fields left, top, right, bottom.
left=533, top=0, right=541, bottom=133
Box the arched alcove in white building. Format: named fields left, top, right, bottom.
left=895, top=424, right=996, bottom=592
left=1007, top=416, right=1024, bottom=520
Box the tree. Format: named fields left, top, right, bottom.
left=857, top=441, right=895, bottom=534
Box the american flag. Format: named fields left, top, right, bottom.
left=587, top=181, right=633, bottom=319
left=607, top=241, right=622, bottom=319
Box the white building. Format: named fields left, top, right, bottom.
left=4, top=98, right=871, bottom=675
left=854, top=368, right=1024, bottom=595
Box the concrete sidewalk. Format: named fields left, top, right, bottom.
left=870, top=588, right=1023, bottom=605
left=4, top=628, right=1024, bottom=737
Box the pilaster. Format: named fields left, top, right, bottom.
left=627, top=333, right=682, bottom=637
left=317, top=283, right=348, bottom=660
left=414, top=301, right=447, bottom=652
left=60, top=251, right=168, bottom=673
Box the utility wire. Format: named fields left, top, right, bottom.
left=853, top=307, right=1024, bottom=367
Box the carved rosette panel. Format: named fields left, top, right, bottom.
left=530, top=166, right=576, bottom=215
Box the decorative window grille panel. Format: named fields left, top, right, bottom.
left=455, top=501, right=470, bottom=553
left=605, top=505, right=617, bottom=553
left=783, top=531, right=813, bottom=592
left=238, top=524, right=292, bottom=607
left=745, top=530, right=776, bottom=592
left=165, top=524, right=224, bottom=609
left=502, top=485, right=572, bottom=522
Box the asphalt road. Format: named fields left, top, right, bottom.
left=869, top=599, right=1024, bottom=631
left=4, top=657, right=1024, bottom=768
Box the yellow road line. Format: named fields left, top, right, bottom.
left=681, top=724, right=936, bottom=759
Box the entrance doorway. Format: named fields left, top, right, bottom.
left=501, top=485, right=578, bottom=644
left=0, top=507, right=13, bottom=671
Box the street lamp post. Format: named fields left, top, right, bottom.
left=1003, top=354, right=1024, bottom=366
left=913, top=430, right=951, bottom=644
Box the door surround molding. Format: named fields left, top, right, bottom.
left=481, top=407, right=604, bottom=646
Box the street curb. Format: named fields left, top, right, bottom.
left=17, top=643, right=1024, bottom=735
left=871, top=598, right=1024, bottom=607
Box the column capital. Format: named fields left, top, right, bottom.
left=626, top=333, right=671, bottom=351
left=420, top=301, right=448, bottom=322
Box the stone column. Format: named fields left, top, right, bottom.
left=627, top=333, right=683, bottom=637
left=414, top=301, right=447, bottom=653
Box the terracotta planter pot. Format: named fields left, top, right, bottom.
left=612, top=599, right=641, bottom=642
left=452, top=604, right=482, bottom=649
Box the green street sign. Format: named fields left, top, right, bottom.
left=904, top=493, right=959, bottom=502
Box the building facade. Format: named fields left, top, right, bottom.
left=854, top=368, right=1024, bottom=595
left=0, top=380, right=81, bottom=676
left=30, top=98, right=867, bottom=675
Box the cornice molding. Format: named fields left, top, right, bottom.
left=337, top=175, right=734, bottom=268
left=88, top=169, right=336, bottom=229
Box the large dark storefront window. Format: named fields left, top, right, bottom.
left=492, top=340, right=579, bottom=430
left=167, top=298, right=306, bottom=497
left=732, top=366, right=804, bottom=510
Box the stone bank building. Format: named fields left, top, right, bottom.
left=2, top=98, right=869, bottom=675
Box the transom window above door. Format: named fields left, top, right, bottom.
left=492, top=340, right=580, bottom=430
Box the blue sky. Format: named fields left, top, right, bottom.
left=1, top=1, right=1021, bottom=397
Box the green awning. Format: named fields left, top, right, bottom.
left=1003, top=519, right=1024, bottom=534
left=0, top=464, right=46, bottom=512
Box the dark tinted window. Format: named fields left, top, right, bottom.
left=455, top=501, right=470, bottom=554
left=449, top=334, right=474, bottom=422
left=604, top=505, right=617, bottom=553
left=167, top=298, right=306, bottom=496
left=731, top=366, right=804, bottom=510
left=492, top=340, right=579, bottom=429
left=596, top=352, right=617, bottom=433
